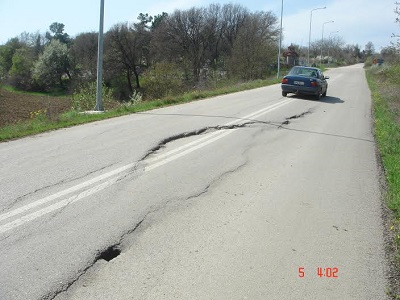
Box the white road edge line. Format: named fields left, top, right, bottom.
left=0, top=99, right=294, bottom=234
left=0, top=163, right=135, bottom=223
left=0, top=178, right=119, bottom=234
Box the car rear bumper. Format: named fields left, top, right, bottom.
left=281, top=84, right=319, bottom=95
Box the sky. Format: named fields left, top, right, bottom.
left=0, top=0, right=398, bottom=51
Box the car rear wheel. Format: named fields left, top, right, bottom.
left=315, top=90, right=321, bottom=100
left=322, top=88, right=327, bottom=97
left=282, top=91, right=287, bottom=97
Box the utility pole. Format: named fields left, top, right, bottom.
left=327, top=31, right=339, bottom=66
left=277, top=0, right=283, bottom=79
left=308, top=7, right=326, bottom=66
left=95, top=0, right=105, bottom=111
left=321, top=20, right=334, bottom=66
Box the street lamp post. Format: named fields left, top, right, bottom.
left=95, top=0, right=105, bottom=111
left=320, top=20, right=334, bottom=66
left=308, top=6, right=326, bottom=66
left=277, top=0, right=284, bottom=79
left=327, top=31, right=339, bottom=65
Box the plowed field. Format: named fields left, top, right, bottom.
left=0, top=88, right=72, bottom=127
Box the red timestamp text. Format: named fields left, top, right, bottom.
left=298, top=267, right=339, bottom=278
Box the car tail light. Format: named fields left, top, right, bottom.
left=310, top=81, right=318, bottom=87
left=282, top=78, right=288, bottom=84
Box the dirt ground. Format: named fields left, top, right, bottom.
left=0, top=88, right=72, bottom=127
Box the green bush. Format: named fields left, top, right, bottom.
left=105, top=75, right=132, bottom=100
left=386, top=63, right=400, bottom=84
left=369, top=62, right=400, bottom=85
left=120, top=90, right=143, bottom=108
left=142, top=62, right=184, bottom=100
left=72, top=81, right=115, bottom=111
left=364, top=56, right=374, bottom=68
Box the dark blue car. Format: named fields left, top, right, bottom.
left=281, top=66, right=329, bottom=100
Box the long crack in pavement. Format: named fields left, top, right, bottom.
left=48, top=161, right=249, bottom=299
left=139, top=121, right=268, bottom=161
left=278, top=109, right=312, bottom=128
left=46, top=113, right=312, bottom=299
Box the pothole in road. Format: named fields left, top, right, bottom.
left=98, top=245, right=121, bottom=262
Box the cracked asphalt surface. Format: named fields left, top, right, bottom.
left=0, top=64, right=391, bottom=299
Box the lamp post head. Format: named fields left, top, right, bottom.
left=313, top=6, right=326, bottom=12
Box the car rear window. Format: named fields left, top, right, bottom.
left=288, top=67, right=317, bottom=78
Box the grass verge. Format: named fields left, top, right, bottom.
left=2, top=85, right=68, bottom=97
left=0, top=78, right=280, bottom=142
left=366, top=64, right=400, bottom=299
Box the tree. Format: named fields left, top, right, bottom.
left=365, top=41, right=375, bottom=57
left=338, top=44, right=363, bottom=64
left=161, top=7, right=208, bottom=82
left=0, top=34, right=45, bottom=90
left=105, top=21, right=151, bottom=96
left=151, top=12, right=168, bottom=31
left=151, top=4, right=275, bottom=84
left=354, top=44, right=362, bottom=61
left=393, top=2, right=400, bottom=50
left=70, top=32, right=98, bottom=82
left=137, top=13, right=153, bottom=28
left=228, top=11, right=279, bottom=80
left=396, top=1, right=400, bottom=22
left=32, top=39, right=72, bottom=89
left=220, top=4, right=249, bottom=56
left=381, top=45, right=398, bottom=63
left=323, top=35, right=345, bottom=64
left=14, top=32, right=44, bottom=60
left=0, top=38, right=23, bottom=80
left=45, top=22, right=71, bottom=45
left=9, top=47, right=35, bottom=90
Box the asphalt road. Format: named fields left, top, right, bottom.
left=0, top=64, right=389, bottom=299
